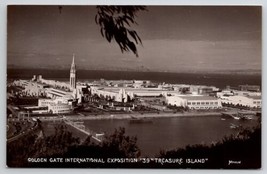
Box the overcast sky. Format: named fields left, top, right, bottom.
left=7, top=6, right=261, bottom=73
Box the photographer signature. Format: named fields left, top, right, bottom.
left=228, top=160, right=241, bottom=165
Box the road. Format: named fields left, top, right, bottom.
left=7, top=105, right=19, bottom=117
left=7, top=120, right=39, bottom=144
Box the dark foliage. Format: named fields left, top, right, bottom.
left=102, top=127, right=140, bottom=158
left=7, top=124, right=79, bottom=167
left=95, top=6, right=147, bottom=57
left=7, top=131, right=38, bottom=167
left=7, top=124, right=140, bottom=168
left=157, top=125, right=261, bottom=169
left=7, top=121, right=261, bottom=169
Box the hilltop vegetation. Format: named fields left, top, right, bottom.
left=7, top=121, right=261, bottom=169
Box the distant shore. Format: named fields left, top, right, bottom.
left=7, top=68, right=261, bottom=89
left=36, top=111, right=222, bottom=122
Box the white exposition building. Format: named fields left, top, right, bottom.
left=166, top=95, right=222, bottom=109
left=90, top=87, right=180, bottom=103
left=12, top=55, right=86, bottom=114
left=36, top=55, right=78, bottom=114
left=217, top=89, right=262, bottom=108
left=38, top=97, right=73, bottom=114
left=220, top=95, right=261, bottom=108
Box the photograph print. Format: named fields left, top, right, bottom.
left=6, top=5, right=262, bottom=169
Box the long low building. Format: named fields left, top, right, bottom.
left=90, top=86, right=180, bottom=102
left=166, top=95, right=222, bottom=110
left=38, top=96, right=74, bottom=114
left=220, top=95, right=261, bottom=108
left=45, top=88, right=71, bottom=98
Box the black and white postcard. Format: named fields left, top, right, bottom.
left=6, top=5, right=262, bottom=169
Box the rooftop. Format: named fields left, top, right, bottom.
left=98, top=87, right=175, bottom=93
left=178, top=95, right=218, bottom=101
left=247, top=96, right=261, bottom=100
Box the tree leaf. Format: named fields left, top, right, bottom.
left=95, top=6, right=147, bottom=57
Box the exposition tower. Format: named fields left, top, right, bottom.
left=70, top=54, right=76, bottom=90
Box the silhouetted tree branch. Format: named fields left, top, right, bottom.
left=95, top=6, right=147, bottom=57
left=58, top=6, right=146, bottom=57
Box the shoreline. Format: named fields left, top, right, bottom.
left=36, top=111, right=222, bottom=122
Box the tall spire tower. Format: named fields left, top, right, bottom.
left=70, top=54, right=76, bottom=90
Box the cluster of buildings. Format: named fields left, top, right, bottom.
left=10, top=54, right=261, bottom=115
left=90, top=82, right=261, bottom=110
left=90, top=83, right=223, bottom=110
left=12, top=55, right=88, bottom=114
left=217, top=89, right=261, bottom=108
left=164, top=85, right=261, bottom=110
